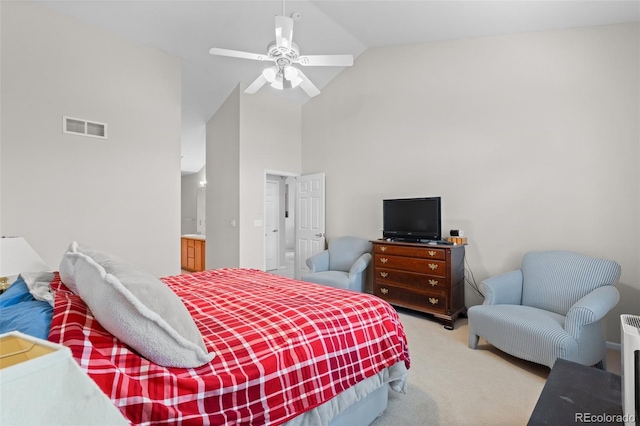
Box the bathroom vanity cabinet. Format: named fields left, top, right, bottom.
left=181, top=236, right=205, bottom=272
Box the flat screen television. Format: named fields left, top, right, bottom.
left=383, top=197, right=442, bottom=242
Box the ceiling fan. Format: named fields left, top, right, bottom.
left=209, top=1, right=353, bottom=98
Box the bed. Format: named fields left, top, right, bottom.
left=1, top=243, right=409, bottom=425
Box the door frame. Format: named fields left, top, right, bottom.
left=264, top=177, right=280, bottom=271
left=263, top=169, right=298, bottom=272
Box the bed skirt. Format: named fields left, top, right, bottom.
left=285, top=361, right=408, bottom=426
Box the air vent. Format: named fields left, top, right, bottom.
left=63, top=116, right=107, bottom=139
left=623, top=314, right=640, bottom=330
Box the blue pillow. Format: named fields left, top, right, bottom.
left=0, top=277, right=34, bottom=307
left=0, top=276, right=54, bottom=339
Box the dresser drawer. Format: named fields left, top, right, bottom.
left=375, top=268, right=447, bottom=295
left=375, top=254, right=447, bottom=277
left=375, top=244, right=445, bottom=260
left=374, top=284, right=448, bottom=315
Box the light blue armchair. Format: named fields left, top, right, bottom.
left=301, top=236, right=372, bottom=292
left=468, top=251, right=620, bottom=369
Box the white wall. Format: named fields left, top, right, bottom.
left=238, top=88, right=301, bottom=269
left=302, top=23, right=639, bottom=342
left=206, top=86, right=241, bottom=269
left=0, top=0, right=3, bottom=244
left=206, top=85, right=301, bottom=270
left=181, top=166, right=206, bottom=235
left=1, top=2, right=182, bottom=276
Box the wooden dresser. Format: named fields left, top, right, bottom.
left=371, top=240, right=466, bottom=330
left=181, top=236, right=206, bottom=272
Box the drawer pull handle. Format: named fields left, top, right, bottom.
left=428, top=263, right=438, bottom=270
left=380, top=272, right=388, bottom=278
left=380, top=258, right=388, bottom=264
left=429, top=279, right=438, bottom=286
left=429, top=297, right=439, bottom=305
left=428, top=250, right=436, bottom=257
left=380, top=287, right=389, bottom=295
left=380, top=246, right=387, bottom=252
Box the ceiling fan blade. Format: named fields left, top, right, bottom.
left=296, top=54, right=354, bottom=67
left=275, top=15, right=294, bottom=49
left=296, top=69, right=320, bottom=98
left=209, top=47, right=268, bottom=61
left=244, top=74, right=268, bottom=94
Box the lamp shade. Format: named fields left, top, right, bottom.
left=0, top=331, right=128, bottom=425
left=0, top=237, right=50, bottom=283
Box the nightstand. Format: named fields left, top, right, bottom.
left=528, top=358, right=623, bottom=425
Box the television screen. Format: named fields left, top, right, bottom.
left=383, top=197, right=441, bottom=241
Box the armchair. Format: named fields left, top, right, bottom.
left=301, top=236, right=372, bottom=292
left=468, top=251, right=620, bottom=369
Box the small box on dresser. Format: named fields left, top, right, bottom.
left=371, top=240, right=466, bottom=330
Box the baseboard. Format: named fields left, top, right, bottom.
left=606, top=340, right=621, bottom=351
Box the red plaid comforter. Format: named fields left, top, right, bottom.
left=48, top=268, right=410, bottom=425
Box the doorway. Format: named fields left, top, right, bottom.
left=264, top=172, right=296, bottom=278
left=264, top=171, right=325, bottom=280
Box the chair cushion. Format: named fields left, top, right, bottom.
left=468, top=304, right=576, bottom=368
left=328, top=237, right=372, bottom=272
left=521, top=251, right=621, bottom=316
left=300, top=271, right=351, bottom=290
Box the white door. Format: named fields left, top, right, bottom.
left=265, top=179, right=279, bottom=271
left=295, top=172, right=325, bottom=279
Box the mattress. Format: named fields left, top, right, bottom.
left=48, top=268, right=410, bottom=425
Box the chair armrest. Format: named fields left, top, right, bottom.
left=306, top=250, right=329, bottom=273
left=565, top=286, right=620, bottom=339
left=348, top=253, right=372, bottom=280
left=480, top=270, right=523, bottom=305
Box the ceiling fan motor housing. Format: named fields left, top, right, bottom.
left=267, top=41, right=299, bottom=65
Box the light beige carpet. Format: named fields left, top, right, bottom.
left=372, top=308, right=621, bottom=426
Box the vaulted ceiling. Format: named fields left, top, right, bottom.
left=36, top=1, right=639, bottom=174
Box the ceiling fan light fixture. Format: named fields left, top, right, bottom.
left=284, top=66, right=297, bottom=80
left=262, top=66, right=278, bottom=83
left=271, top=74, right=284, bottom=90
left=284, top=66, right=302, bottom=88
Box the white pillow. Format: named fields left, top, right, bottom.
left=64, top=242, right=215, bottom=368
left=59, top=241, right=79, bottom=294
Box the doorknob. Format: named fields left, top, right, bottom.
left=272, top=229, right=278, bottom=232
left=315, top=232, right=325, bottom=237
